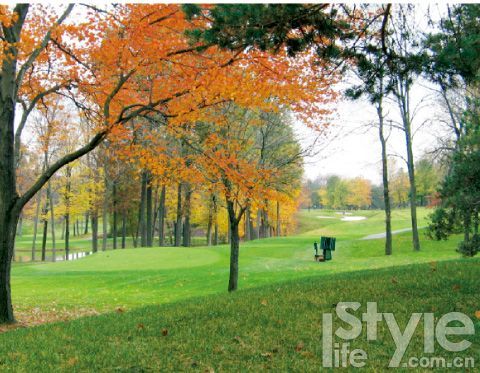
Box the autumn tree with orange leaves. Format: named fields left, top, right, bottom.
left=175, top=103, right=305, bottom=291
left=0, top=3, right=337, bottom=323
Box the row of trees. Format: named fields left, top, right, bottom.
left=302, top=157, right=441, bottom=210
left=303, top=176, right=372, bottom=210
left=19, top=102, right=304, bottom=261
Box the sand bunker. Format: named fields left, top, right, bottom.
left=341, top=216, right=366, bottom=221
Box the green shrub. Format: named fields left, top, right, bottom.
left=457, top=234, right=480, bottom=257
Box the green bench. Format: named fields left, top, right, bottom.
left=314, top=236, right=336, bottom=262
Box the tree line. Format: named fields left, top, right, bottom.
left=302, top=156, right=442, bottom=211
left=18, top=103, right=304, bottom=262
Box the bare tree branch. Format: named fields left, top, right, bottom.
left=15, top=4, right=74, bottom=91
left=14, top=83, right=67, bottom=165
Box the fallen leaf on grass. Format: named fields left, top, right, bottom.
left=162, top=328, right=168, bottom=336
left=233, top=335, right=245, bottom=346
left=261, top=352, right=272, bottom=358
left=213, top=346, right=225, bottom=354
left=260, top=299, right=268, bottom=306
left=300, top=351, right=314, bottom=358
left=66, top=357, right=78, bottom=367
left=295, top=342, right=304, bottom=352
left=475, top=310, right=480, bottom=320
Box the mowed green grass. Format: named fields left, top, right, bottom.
left=2, top=207, right=478, bottom=371
left=2, top=259, right=479, bottom=371
left=11, top=208, right=462, bottom=315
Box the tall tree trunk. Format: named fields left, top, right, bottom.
left=169, top=221, right=174, bottom=245
left=256, top=209, right=261, bottom=239
left=0, top=212, right=18, bottom=323
left=207, top=194, right=213, bottom=246
left=132, top=235, right=137, bottom=248
left=102, top=176, right=109, bottom=251
left=264, top=203, right=270, bottom=238
left=65, top=212, right=70, bottom=260
left=152, top=187, right=159, bottom=240
left=226, top=200, right=245, bottom=292
left=244, top=206, right=251, bottom=241
left=139, top=171, right=147, bottom=247
left=214, top=223, right=219, bottom=245
left=112, top=181, right=117, bottom=250
left=377, top=97, right=393, bottom=256
left=84, top=211, right=89, bottom=235
left=397, top=80, right=420, bottom=251
left=182, top=184, right=191, bottom=247
left=0, top=211, right=18, bottom=321
left=64, top=164, right=72, bottom=261
left=91, top=210, right=98, bottom=253
left=158, top=185, right=166, bottom=246
left=404, top=116, right=420, bottom=251
left=276, top=201, right=281, bottom=237
left=206, top=219, right=212, bottom=246
left=249, top=220, right=255, bottom=240
left=213, top=194, right=218, bottom=246
left=121, top=210, right=126, bottom=249
left=146, top=175, right=153, bottom=247
left=41, top=203, right=48, bottom=262
left=47, top=181, right=56, bottom=261
left=31, top=190, right=42, bottom=261
left=175, top=183, right=182, bottom=247
left=0, top=3, right=30, bottom=322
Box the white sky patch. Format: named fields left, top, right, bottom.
left=298, top=78, right=451, bottom=185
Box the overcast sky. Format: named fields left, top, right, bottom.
left=298, top=78, right=450, bottom=185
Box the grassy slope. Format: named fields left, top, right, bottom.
left=11, top=208, right=462, bottom=316
left=3, top=208, right=479, bottom=371
left=1, top=260, right=479, bottom=371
